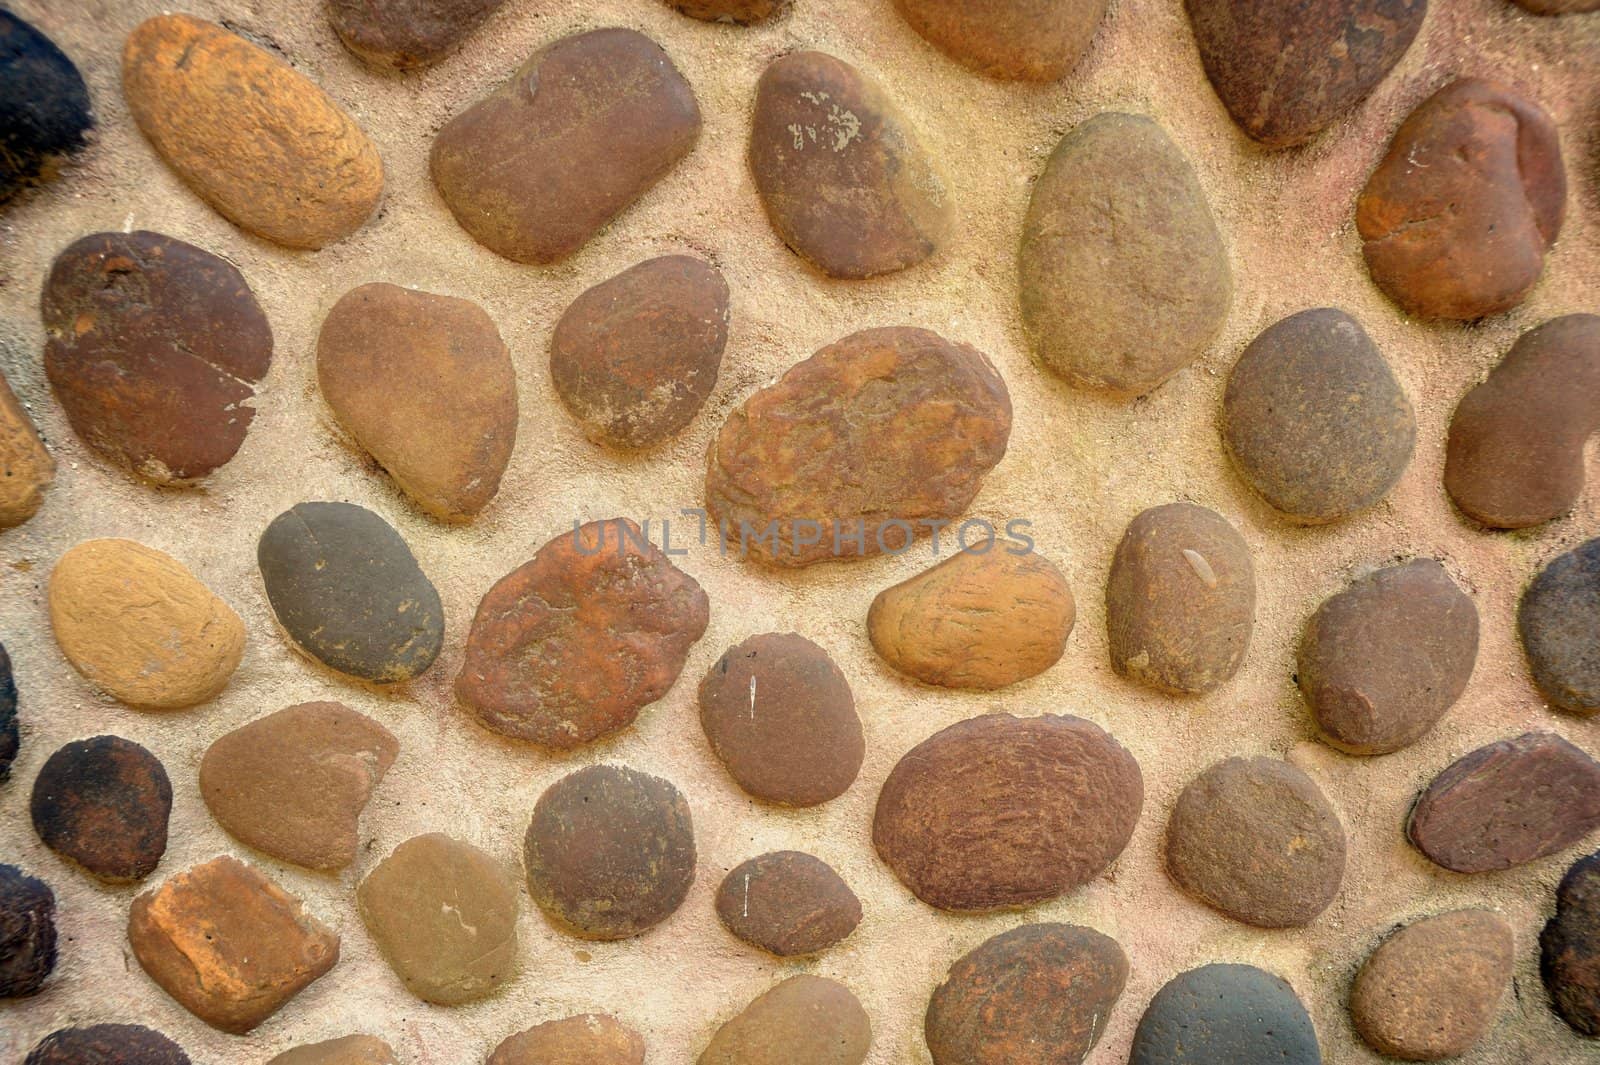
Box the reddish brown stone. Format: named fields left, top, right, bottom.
left=698, top=975, right=871, bottom=1065
left=24, top=1025, right=189, bottom=1065
left=715, top=851, right=861, bottom=956
left=489, top=1014, right=646, bottom=1065
left=1514, top=0, right=1600, bottom=12
left=1543, top=850, right=1600, bottom=1037
left=893, top=0, right=1107, bottom=80
left=30, top=735, right=171, bottom=882
left=0, top=368, right=53, bottom=527
left=266, top=1036, right=396, bottom=1065
left=666, top=0, right=788, bottom=22
left=329, top=0, right=506, bottom=69
left=0, top=863, right=56, bottom=998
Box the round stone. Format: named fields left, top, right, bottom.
left=666, top=0, right=788, bottom=22
left=698, top=975, right=870, bottom=1065
left=1130, top=964, right=1320, bottom=1064
left=893, top=0, right=1107, bottom=81
left=1521, top=538, right=1600, bottom=715
left=489, top=1015, right=645, bottom=1065
left=329, top=0, right=506, bottom=69
left=31, top=735, right=171, bottom=882
left=0, top=368, right=54, bottom=527
left=266, top=1037, right=396, bottom=1065
left=1542, top=850, right=1600, bottom=1037
left=0, top=10, right=93, bottom=204
left=0, top=863, right=56, bottom=998
left=0, top=642, right=17, bottom=781
left=714, top=851, right=861, bottom=957
left=24, top=1025, right=189, bottom=1065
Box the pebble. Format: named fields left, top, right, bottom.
left=41, top=230, right=273, bottom=485
left=1521, top=538, right=1600, bottom=716
left=328, top=0, right=505, bottom=69
left=893, top=0, right=1107, bottom=80
left=1299, top=559, right=1479, bottom=754
left=23, top=1025, right=189, bottom=1065
left=0, top=369, right=54, bottom=526
left=1351, top=909, right=1513, bottom=1061
left=524, top=764, right=696, bottom=940
left=1020, top=113, right=1231, bottom=398
left=358, top=833, right=519, bottom=1004
left=199, top=701, right=399, bottom=870
left=925, top=923, right=1127, bottom=1065
left=551, top=256, right=729, bottom=449
left=1407, top=731, right=1600, bottom=872
left=0, top=643, right=16, bottom=780
left=1514, top=0, right=1600, bottom=9
left=0, top=10, right=93, bottom=204
left=31, top=735, right=171, bottom=882
left=1446, top=314, right=1600, bottom=529
left=267, top=1037, right=397, bottom=1065
left=706, top=327, right=1012, bottom=566
left=258, top=501, right=444, bottom=684
left=750, top=51, right=951, bottom=278
left=1357, top=77, right=1565, bottom=320
left=1106, top=503, right=1255, bottom=694
left=715, top=851, right=862, bottom=956
left=698, top=975, right=871, bottom=1065
left=122, top=14, right=383, bottom=248
left=318, top=282, right=517, bottom=521
left=489, top=1015, right=645, bottom=1065
left=873, top=712, right=1142, bottom=911
left=667, top=0, right=789, bottom=22
left=457, top=518, right=709, bottom=747
left=49, top=538, right=245, bottom=709
left=128, top=855, right=339, bottom=1033
left=1542, top=850, right=1600, bottom=1037
left=698, top=633, right=863, bottom=806
left=0, top=863, right=56, bottom=998
left=432, top=28, right=699, bottom=263
left=1130, top=964, right=1321, bottom=1065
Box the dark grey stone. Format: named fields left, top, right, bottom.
left=1130, top=963, right=1321, bottom=1064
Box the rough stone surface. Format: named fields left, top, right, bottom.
left=0, top=863, right=56, bottom=998
left=457, top=518, right=709, bottom=747
left=1407, top=731, right=1600, bottom=873
left=0, top=368, right=54, bottom=526
left=128, top=856, right=340, bottom=1034
left=893, top=0, right=1107, bottom=80
left=266, top=1036, right=397, bottom=1065
left=318, top=282, right=517, bottom=521
left=329, top=0, right=506, bottom=69
left=698, top=975, right=871, bottom=1065
left=1298, top=559, right=1479, bottom=754
left=23, top=1025, right=189, bottom=1065
left=1020, top=112, right=1232, bottom=398
left=258, top=501, right=444, bottom=684
left=199, top=701, right=398, bottom=870
left=873, top=712, right=1142, bottom=911
left=1521, top=537, right=1600, bottom=716
left=925, top=923, right=1127, bottom=1065
left=48, top=538, right=245, bottom=709
left=666, top=0, right=788, bottom=23
left=0, top=643, right=16, bottom=781
left=0, top=10, right=92, bottom=205
left=1130, top=964, right=1321, bottom=1064
left=1357, top=77, right=1566, bottom=320
left=750, top=51, right=951, bottom=278
left=698, top=632, right=863, bottom=806
left=41, top=230, right=272, bottom=485
left=706, top=327, right=1012, bottom=566
left=1542, top=850, right=1600, bottom=1037
left=488, top=1014, right=646, bottom=1065
left=714, top=851, right=862, bottom=957
left=524, top=764, right=696, bottom=940
left=432, top=28, right=700, bottom=264
left=1514, top=0, right=1600, bottom=9
left=30, top=735, right=171, bottom=882
left=551, top=255, right=729, bottom=449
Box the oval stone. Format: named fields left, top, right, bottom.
left=715, top=851, right=861, bottom=957
left=873, top=712, right=1143, bottom=912
left=1542, top=850, right=1600, bottom=1037
left=0, top=368, right=54, bottom=527
left=1299, top=559, right=1478, bottom=754
left=1351, top=909, right=1513, bottom=1060
left=667, top=0, right=788, bottom=22
left=0, top=643, right=17, bottom=781
left=318, top=282, right=518, bottom=521
left=698, top=633, right=863, bottom=806
left=706, top=327, right=1012, bottom=566
left=925, top=924, right=1127, bottom=1065
left=698, top=975, right=870, bottom=1065
left=1446, top=315, right=1600, bottom=529
left=42, top=230, right=273, bottom=485
left=267, top=1037, right=396, bottom=1065
left=1520, top=538, right=1600, bottom=716
left=1408, top=731, right=1600, bottom=873
left=0, top=863, right=56, bottom=998
left=551, top=255, right=729, bottom=449
left=893, top=0, right=1107, bottom=80
left=258, top=501, right=444, bottom=684
left=24, top=1025, right=189, bottom=1065
left=489, top=1015, right=645, bottom=1065
left=49, top=538, right=244, bottom=709
left=1021, top=113, right=1232, bottom=398
left=458, top=518, right=709, bottom=748
left=524, top=764, right=696, bottom=940
left=432, top=28, right=699, bottom=264
left=750, top=51, right=951, bottom=279
left=1357, top=78, right=1565, bottom=320
left=329, top=0, right=505, bottom=69
left=31, top=735, right=171, bottom=882
left=1106, top=503, right=1254, bottom=694
left=1130, top=964, right=1320, bottom=1065
left=1, top=11, right=93, bottom=205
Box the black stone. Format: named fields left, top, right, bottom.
left=31, top=736, right=172, bottom=881
left=0, top=863, right=56, bottom=998
left=24, top=1024, right=190, bottom=1065
left=1520, top=538, right=1600, bottom=716
left=0, top=11, right=92, bottom=205
left=0, top=642, right=17, bottom=780
left=1542, top=850, right=1600, bottom=1037
left=1130, top=963, right=1321, bottom=1064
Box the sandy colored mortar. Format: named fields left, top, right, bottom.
left=1, top=0, right=1597, bottom=1062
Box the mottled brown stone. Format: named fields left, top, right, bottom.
left=1521, top=538, right=1600, bottom=716
left=698, top=975, right=871, bottom=1065
left=24, top=1025, right=189, bottom=1065
left=666, top=0, right=788, bottom=22
left=1543, top=851, right=1600, bottom=1037
left=31, top=735, right=171, bottom=882
left=0, top=369, right=53, bottom=526
left=0, top=863, right=56, bottom=998
left=266, top=1036, right=397, bottom=1065
left=1513, top=0, right=1600, bottom=13
left=715, top=851, right=862, bottom=957
left=489, top=1014, right=646, bottom=1065
left=329, top=0, right=506, bottom=69
left=893, top=0, right=1107, bottom=80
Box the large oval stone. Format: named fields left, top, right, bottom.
left=706, top=327, right=1011, bottom=567
left=1020, top=113, right=1232, bottom=398
left=0, top=863, right=56, bottom=998
left=267, top=1036, right=396, bottom=1065
left=0, top=643, right=15, bottom=781
left=489, top=1015, right=645, bottom=1065
left=31, top=735, right=171, bottom=882
left=329, top=0, right=505, bottom=70
left=42, top=230, right=273, bottom=485
left=873, top=712, right=1142, bottom=911
left=1542, top=850, right=1600, bottom=1037
left=1299, top=559, right=1479, bottom=754
left=0, top=369, right=53, bottom=527
left=1, top=10, right=92, bottom=205
left=1357, top=78, right=1565, bottom=320
left=1130, top=964, right=1320, bottom=1065
left=1521, top=538, right=1600, bottom=716
left=893, top=0, right=1107, bottom=81
left=122, top=15, right=382, bottom=249
left=458, top=518, right=709, bottom=748
left=925, top=923, right=1127, bottom=1065
left=24, top=1025, right=189, bottom=1065
left=750, top=51, right=951, bottom=279
left=318, top=282, right=518, bottom=521
left=715, top=851, right=861, bottom=957
left=698, top=975, right=870, bottom=1065
left=258, top=502, right=444, bottom=684
left=1407, top=731, right=1600, bottom=872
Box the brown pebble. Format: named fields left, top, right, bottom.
left=0, top=863, right=56, bottom=998
left=0, top=369, right=53, bottom=527
left=1513, top=0, right=1600, bottom=13
left=328, top=0, right=505, bottom=69
left=489, top=1014, right=646, bottom=1065
left=24, top=1025, right=189, bottom=1065
left=31, top=735, right=171, bottom=882
left=715, top=851, right=862, bottom=957
left=893, top=0, right=1107, bottom=80
left=698, top=975, right=871, bottom=1065
left=266, top=1036, right=397, bottom=1065
left=1542, top=850, right=1600, bottom=1037
left=666, top=0, right=788, bottom=22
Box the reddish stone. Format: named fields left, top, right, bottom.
left=893, top=0, right=1108, bottom=81
left=666, top=0, right=788, bottom=22
left=30, top=735, right=171, bottom=882
left=329, top=0, right=506, bottom=69
left=489, top=1015, right=645, bottom=1065
left=698, top=975, right=870, bottom=1065
left=715, top=851, right=861, bottom=956
left=0, top=368, right=54, bottom=527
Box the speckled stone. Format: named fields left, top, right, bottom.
left=1522, top=538, right=1600, bottom=716
left=0, top=863, right=56, bottom=998
left=698, top=975, right=871, bottom=1065
left=666, top=0, right=789, bottom=22
left=0, top=369, right=54, bottom=527
left=1130, top=964, right=1321, bottom=1064
left=715, top=851, right=862, bottom=957
left=23, top=1025, right=189, bottom=1065
left=0, top=10, right=93, bottom=205
left=329, top=0, right=506, bottom=69
left=266, top=1036, right=397, bottom=1065
left=489, top=1014, right=646, bottom=1065
left=1542, top=850, right=1600, bottom=1037
left=31, top=735, right=171, bottom=882
left=0, top=643, right=17, bottom=781
left=893, top=0, right=1108, bottom=80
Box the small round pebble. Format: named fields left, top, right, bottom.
left=698, top=975, right=870, bottom=1065
left=266, top=1036, right=397, bottom=1065
left=0, top=10, right=93, bottom=204
left=489, top=1014, right=645, bottom=1065
left=31, top=735, right=171, bottom=882
left=1520, top=537, right=1600, bottom=716
left=24, top=1025, right=189, bottom=1065
left=0, top=863, right=56, bottom=998
left=715, top=851, right=861, bottom=957
left=1130, top=964, right=1321, bottom=1064
left=1542, top=850, right=1600, bottom=1037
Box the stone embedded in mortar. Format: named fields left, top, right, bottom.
left=432, top=28, right=700, bottom=264
left=893, top=0, right=1108, bottom=81
left=1020, top=113, right=1232, bottom=398
left=329, top=0, right=506, bottom=70
left=23, top=1025, right=190, bottom=1065
left=698, top=975, right=871, bottom=1065
left=122, top=14, right=383, bottom=249
left=0, top=10, right=93, bottom=205
left=1542, top=850, right=1600, bottom=1037
left=199, top=701, right=399, bottom=870
left=30, top=735, right=171, bottom=882
left=1130, top=964, right=1321, bottom=1065
left=489, top=1014, right=646, bottom=1065
left=0, top=863, right=56, bottom=998
left=1514, top=0, right=1600, bottom=9
left=873, top=712, right=1142, bottom=911
left=750, top=51, right=951, bottom=278
left=698, top=633, right=863, bottom=806
left=1407, top=731, right=1600, bottom=873
left=925, top=923, right=1127, bottom=1065
left=0, top=643, right=17, bottom=781
left=1298, top=559, right=1479, bottom=754
left=666, top=0, right=789, bottom=23
left=706, top=327, right=1012, bottom=566
left=266, top=1036, right=397, bottom=1065
left=1357, top=77, right=1565, bottom=321
left=0, top=368, right=54, bottom=527
left=318, top=282, right=518, bottom=521
left=1521, top=538, right=1600, bottom=716
left=715, top=851, right=862, bottom=957
left=42, top=230, right=273, bottom=486
left=49, top=538, right=245, bottom=710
